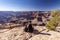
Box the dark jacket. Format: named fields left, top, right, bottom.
left=28, top=24, right=34, bottom=33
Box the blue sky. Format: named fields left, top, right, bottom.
left=0, top=0, right=60, bottom=11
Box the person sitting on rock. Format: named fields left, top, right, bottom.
left=28, top=21, right=34, bottom=33
left=24, top=21, right=34, bottom=33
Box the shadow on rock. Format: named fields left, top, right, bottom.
left=33, top=29, right=51, bottom=36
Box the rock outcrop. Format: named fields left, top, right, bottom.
left=0, top=26, right=60, bottom=40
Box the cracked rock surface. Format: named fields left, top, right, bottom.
left=0, top=26, right=60, bottom=40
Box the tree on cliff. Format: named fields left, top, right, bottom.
left=45, top=9, right=60, bottom=30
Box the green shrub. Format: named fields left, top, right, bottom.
left=51, top=9, right=60, bottom=17
left=45, top=20, right=56, bottom=30
left=45, top=9, right=60, bottom=30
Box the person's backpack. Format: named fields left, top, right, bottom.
left=24, top=26, right=28, bottom=32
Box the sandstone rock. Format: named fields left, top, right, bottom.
left=0, top=27, right=33, bottom=40
left=29, top=31, right=60, bottom=40
left=0, top=25, right=60, bottom=40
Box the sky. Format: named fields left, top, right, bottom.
left=0, top=0, right=60, bottom=11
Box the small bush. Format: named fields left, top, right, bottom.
left=45, top=9, right=60, bottom=30
left=45, top=21, right=56, bottom=30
